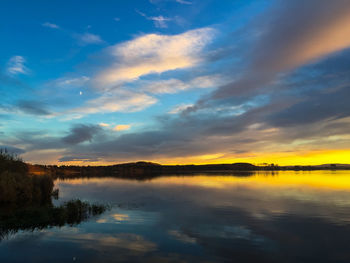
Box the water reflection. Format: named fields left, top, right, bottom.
left=1, top=171, right=350, bottom=262
left=0, top=200, right=108, bottom=242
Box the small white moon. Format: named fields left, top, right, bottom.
left=79, top=91, right=83, bottom=95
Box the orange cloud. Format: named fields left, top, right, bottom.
left=113, top=124, right=131, bottom=131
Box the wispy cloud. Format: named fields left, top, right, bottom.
left=175, top=0, right=192, bottom=5
left=136, top=10, right=171, bottom=28
left=149, top=0, right=192, bottom=5
left=41, top=22, right=103, bottom=46
left=45, top=28, right=215, bottom=119
left=67, top=90, right=157, bottom=118
left=77, top=33, right=104, bottom=45
left=6, top=56, right=29, bottom=76
left=168, top=104, right=193, bottom=114
left=142, top=74, right=224, bottom=94
left=16, top=100, right=51, bottom=116
left=51, top=76, right=90, bottom=88
left=42, top=22, right=60, bottom=29
left=95, top=27, right=215, bottom=87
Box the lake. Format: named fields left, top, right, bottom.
left=1, top=171, right=350, bottom=262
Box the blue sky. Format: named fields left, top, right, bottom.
left=1, top=0, right=350, bottom=165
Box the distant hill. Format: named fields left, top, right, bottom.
left=280, top=164, right=350, bottom=170
left=30, top=161, right=349, bottom=180
left=314, top=164, right=350, bottom=169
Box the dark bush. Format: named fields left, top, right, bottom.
left=0, top=149, right=27, bottom=174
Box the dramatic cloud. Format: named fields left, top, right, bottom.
left=95, top=28, right=214, bottom=87
left=208, top=0, right=350, bottom=100
left=6, top=56, right=29, bottom=76
left=4, top=1, right=350, bottom=165
left=62, top=124, right=102, bottom=145
left=55, top=72, right=350, bottom=163
left=12, top=80, right=350, bottom=164
left=268, top=86, right=350, bottom=127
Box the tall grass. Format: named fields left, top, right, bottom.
left=0, top=149, right=54, bottom=204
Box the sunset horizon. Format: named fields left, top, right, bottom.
left=1, top=0, right=349, bottom=166
left=2, top=1, right=350, bottom=262
left=28, top=149, right=350, bottom=167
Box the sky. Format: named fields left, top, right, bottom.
left=0, top=0, right=350, bottom=165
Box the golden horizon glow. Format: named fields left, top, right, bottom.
left=152, top=172, right=350, bottom=191
left=55, top=170, right=350, bottom=191
left=34, top=148, right=350, bottom=166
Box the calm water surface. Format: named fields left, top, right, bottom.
left=1, top=171, right=350, bottom=262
